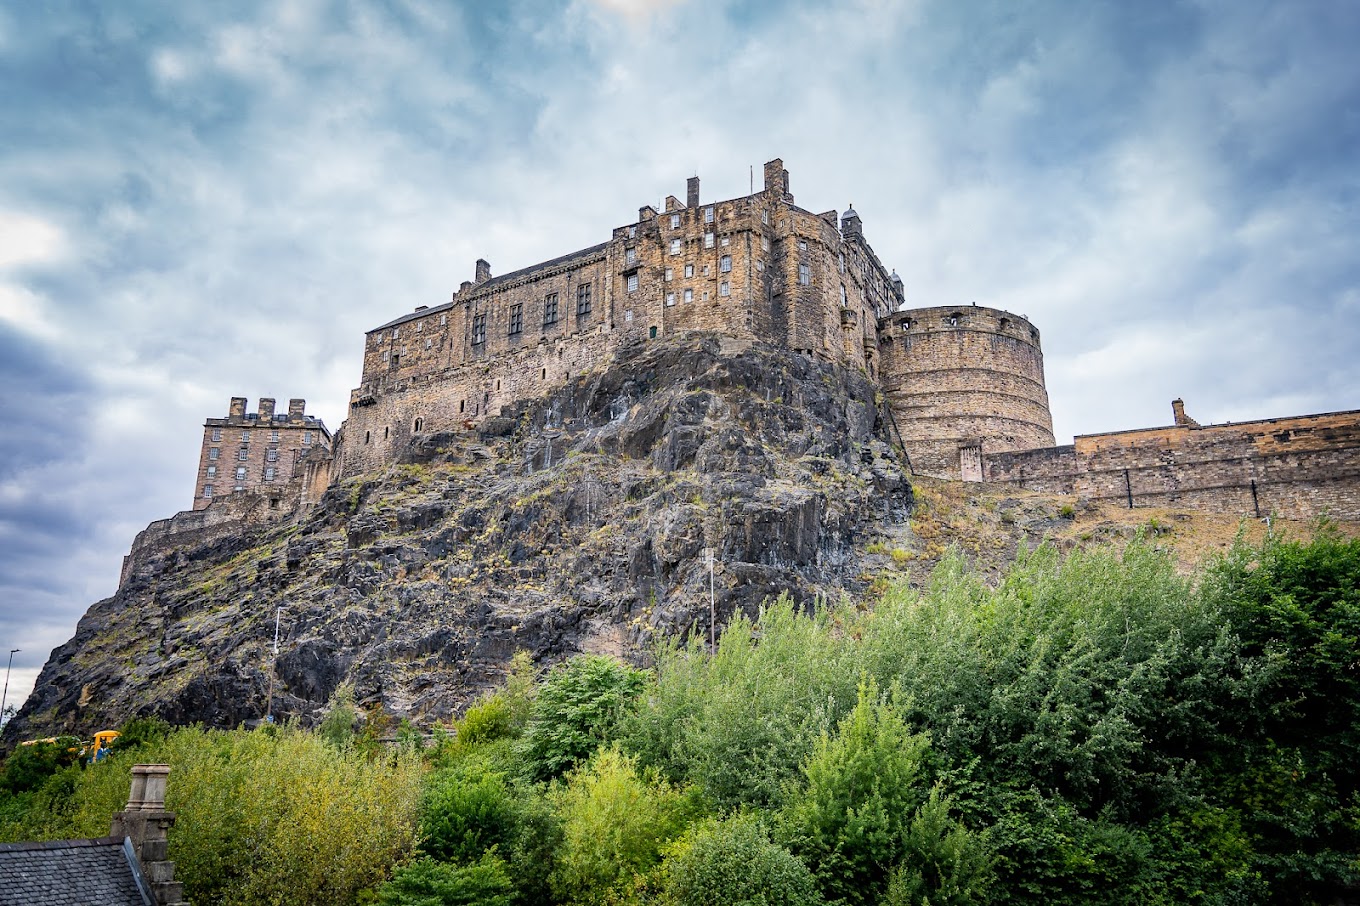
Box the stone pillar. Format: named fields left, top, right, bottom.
left=111, top=764, right=189, bottom=906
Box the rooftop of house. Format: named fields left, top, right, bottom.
left=0, top=836, right=153, bottom=906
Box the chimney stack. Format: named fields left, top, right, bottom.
left=228, top=397, right=247, bottom=419
left=687, top=176, right=700, bottom=208
left=1171, top=399, right=1200, bottom=428
left=475, top=259, right=492, bottom=284
left=762, top=159, right=790, bottom=200
left=258, top=397, right=275, bottom=421
left=288, top=398, right=306, bottom=422
left=111, top=765, right=188, bottom=906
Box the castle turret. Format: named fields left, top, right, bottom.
left=878, top=305, right=1055, bottom=479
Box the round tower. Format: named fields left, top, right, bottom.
left=878, top=305, right=1055, bottom=479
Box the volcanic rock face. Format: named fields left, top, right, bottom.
left=9, top=335, right=911, bottom=737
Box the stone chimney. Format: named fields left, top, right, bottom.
left=475, top=258, right=492, bottom=284
left=638, top=205, right=657, bottom=222
left=111, top=764, right=188, bottom=906
left=687, top=176, right=700, bottom=208
left=1172, top=398, right=1200, bottom=428
left=841, top=204, right=862, bottom=237
left=763, top=159, right=790, bottom=200
left=288, top=398, right=306, bottom=423
left=228, top=397, right=247, bottom=419
left=258, top=397, right=275, bottom=421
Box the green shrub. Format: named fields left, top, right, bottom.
left=419, top=763, right=517, bottom=865
left=883, top=786, right=993, bottom=906
left=375, top=854, right=513, bottom=906
left=521, top=655, right=646, bottom=781
left=665, top=813, right=821, bottom=906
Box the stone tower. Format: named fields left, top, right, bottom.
left=878, top=304, right=1055, bottom=479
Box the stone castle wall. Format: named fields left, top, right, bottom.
left=982, top=407, right=1360, bottom=521
left=192, top=397, right=329, bottom=510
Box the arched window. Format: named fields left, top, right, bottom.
left=414, top=417, right=423, bottom=433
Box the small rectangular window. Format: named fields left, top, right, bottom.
left=719, top=281, right=730, bottom=296
left=241, top=430, right=250, bottom=442
left=472, top=313, right=487, bottom=344
left=206, top=465, right=216, bottom=477
left=303, top=431, right=312, bottom=445
left=762, top=236, right=770, bottom=251
left=392, top=327, right=399, bottom=339
left=798, top=240, right=808, bottom=251
left=799, top=263, right=811, bottom=285
left=416, top=320, right=423, bottom=332
left=625, top=247, right=636, bottom=265
left=508, top=303, right=523, bottom=336
left=577, top=283, right=592, bottom=316
left=203, top=484, right=213, bottom=498
left=543, top=292, right=559, bottom=326
left=267, top=449, right=279, bottom=462
left=238, top=448, right=248, bottom=461
left=702, top=265, right=710, bottom=276
left=670, top=213, right=680, bottom=228
left=720, top=255, right=732, bottom=273
left=704, top=206, right=714, bottom=223
left=683, top=288, right=693, bottom=303
left=704, top=232, right=714, bottom=249
left=684, top=264, right=694, bottom=278
left=626, top=273, right=639, bottom=293
left=664, top=267, right=673, bottom=282
left=761, top=209, right=769, bottom=224
left=440, top=314, right=447, bottom=326
left=425, top=338, right=432, bottom=349
left=838, top=252, right=845, bottom=273
left=720, top=235, right=730, bottom=247
left=208, top=447, right=219, bottom=460
left=665, top=292, right=676, bottom=306
left=270, top=431, right=279, bottom=442
left=669, top=238, right=681, bottom=255
left=235, top=466, right=247, bottom=480
left=628, top=225, right=637, bottom=238
left=211, top=428, right=221, bottom=442
left=265, top=467, right=276, bottom=481
left=756, top=260, right=764, bottom=272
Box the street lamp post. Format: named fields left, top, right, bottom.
left=1, top=648, right=19, bottom=729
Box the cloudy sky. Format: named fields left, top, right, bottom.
left=1, top=0, right=1357, bottom=712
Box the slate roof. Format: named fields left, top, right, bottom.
left=0, top=836, right=153, bottom=906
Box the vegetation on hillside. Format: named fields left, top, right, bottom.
left=2, top=528, right=1356, bottom=905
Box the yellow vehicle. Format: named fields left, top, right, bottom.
left=88, top=729, right=120, bottom=762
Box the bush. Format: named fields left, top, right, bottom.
left=520, top=655, right=646, bottom=781
left=665, top=813, right=821, bottom=906
left=883, top=786, right=993, bottom=906
left=419, top=762, right=518, bottom=865
left=549, top=746, right=700, bottom=905
left=375, top=854, right=513, bottom=906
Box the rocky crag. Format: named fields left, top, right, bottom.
left=9, top=334, right=918, bottom=738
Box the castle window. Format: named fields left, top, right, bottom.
left=704, top=206, right=714, bottom=223
left=626, top=273, right=639, bottom=293
left=508, top=303, right=523, bottom=336
left=391, top=353, right=400, bottom=367
left=385, top=426, right=390, bottom=439
left=625, top=247, right=636, bottom=265
left=761, top=209, right=769, bottom=225
left=440, top=314, right=447, bottom=326
left=684, top=288, right=693, bottom=303
left=577, top=283, right=592, bottom=316
left=665, top=292, right=676, bottom=306
left=720, top=235, right=730, bottom=247
left=392, top=327, right=399, bottom=339
left=684, top=264, right=694, bottom=278
left=669, top=239, right=681, bottom=256
left=209, top=447, right=219, bottom=460
left=303, top=431, right=312, bottom=445
left=649, top=326, right=658, bottom=339
left=762, top=236, right=770, bottom=251
left=840, top=285, right=847, bottom=307
left=265, top=467, right=276, bottom=481
left=235, top=466, right=247, bottom=480
left=459, top=400, right=465, bottom=413
left=664, top=267, right=673, bottom=282
left=238, top=448, right=248, bottom=461
left=798, top=240, right=807, bottom=251
left=756, top=260, right=764, bottom=272
left=720, top=255, right=732, bottom=273
left=267, top=449, right=279, bottom=462
left=719, top=281, right=730, bottom=297
left=207, top=465, right=216, bottom=477
left=544, top=293, right=559, bottom=326
left=416, top=320, right=422, bottom=332
left=211, top=428, right=221, bottom=442
left=203, top=484, right=213, bottom=498
left=270, top=431, right=279, bottom=442
left=414, top=417, right=423, bottom=432
left=839, top=252, right=845, bottom=274
left=670, top=213, right=680, bottom=228
left=902, top=318, right=912, bottom=330
left=704, top=232, right=714, bottom=249
left=472, top=313, right=487, bottom=344
left=799, top=263, right=811, bottom=285
left=364, top=430, right=371, bottom=444
left=702, top=265, right=710, bottom=276
left=241, top=430, right=250, bottom=442
left=628, top=226, right=636, bottom=238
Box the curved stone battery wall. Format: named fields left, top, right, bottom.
left=879, top=304, right=1055, bottom=478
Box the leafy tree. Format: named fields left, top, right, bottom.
left=664, top=813, right=822, bottom=906
left=779, top=682, right=930, bottom=906
left=549, top=746, right=700, bottom=905
left=521, top=655, right=646, bottom=781
left=0, top=737, right=83, bottom=795
left=883, top=786, right=993, bottom=906
left=420, top=761, right=518, bottom=865
left=319, top=682, right=359, bottom=748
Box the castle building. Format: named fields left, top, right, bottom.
left=339, top=158, right=1053, bottom=481
left=192, top=397, right=331, bottom=510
